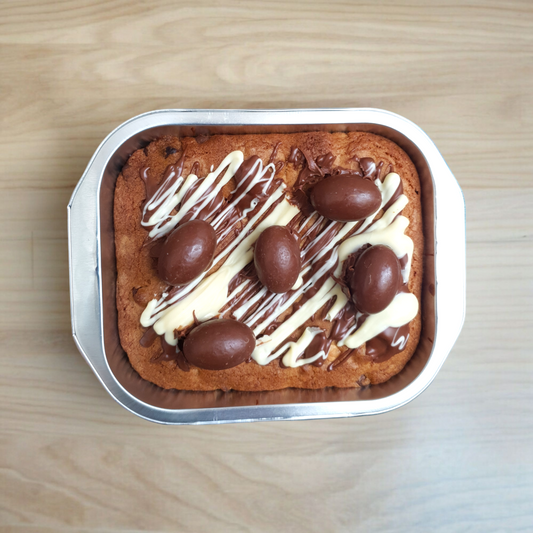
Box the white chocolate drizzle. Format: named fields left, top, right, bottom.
left=340, top=292, right=418, bottom=349
left=235, top=173, right=402, bottom=333
left=248, top=173, right=417, bottom=364
left=252, top=277, right=337, bottom=365
left=141, top=151, right=244, bottom=240
left=141, top=181, right=287, bottom=325
left=140, top=154, right=418, bottom=366
left=144, top=195, right=299, bottom=344
left=337, top=196, right=412, bottom=282
left=278, top=327, right=328, bottom=368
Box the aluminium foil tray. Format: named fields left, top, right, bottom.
left=68, top=108, right=465, bottom=424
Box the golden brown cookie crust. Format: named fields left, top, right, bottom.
left=114, top=131, right=423, bottom=391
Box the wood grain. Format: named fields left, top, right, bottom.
left=0, top=1, right=532, bottom=531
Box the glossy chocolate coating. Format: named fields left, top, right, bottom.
left=365, top=324, right=410, bottom=363
left=254, top=225, right=301, bottom=293
left=183, top=319, right=256, bottom=370
left=158, top=219, right=216, bottom=286
left=349, top=244, right=401, bottom=314
left=309, top=175, right=381, bottom=221
left=302, top=329, right=331, bottom=367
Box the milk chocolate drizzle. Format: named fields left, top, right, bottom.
left=141, top=151, right=187, bottom=222
left=180, top=177, right=225, bottom=225
left=327, top=349, right=357, bottom=372
left=140, top=325, right=158, bottom=347
left=139, top=148, right=410, bottom=371
left=326, top=302, right=360, bottom=371
left=288, top=146, right=304, bottom=165
left=269, top=142, right=282, bottom=164
left=365, top=323, right=410, bottom=363
left=294, top=150, right=335, bottom=190
left=232, top=155, right=282, bottom=216
left=140, top=151, right=188, bottom=246
left=141, top=167, right=160, bottom=200
left=302, top=329, right=331, bottom=367
left=383, top=178, right=404, bottom=211
left=358, top=157, right=383, bottom=181
left=152, top=336, right=190, bottom=372
left=330, top=302, right=357, bottom=341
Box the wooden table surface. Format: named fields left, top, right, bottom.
left=1, top=1, right=532, bottom=531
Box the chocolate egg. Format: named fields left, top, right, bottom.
left=310, top=175, right=381, bottom=221
left=158, top=219, right=216, bottom=286
left=254, top=226, right=301, bottom=293
left=183, top=319, right=256, bottom=370
left=349, top=245, right=401, bottom=314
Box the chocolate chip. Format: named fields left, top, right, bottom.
left=165, top=146, right=178, bottom=158
left=132, top=286, right=152, bottom=306
left=196, top=134, right=209, bottom=144
left=357, top=374, right=370, bottom=387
